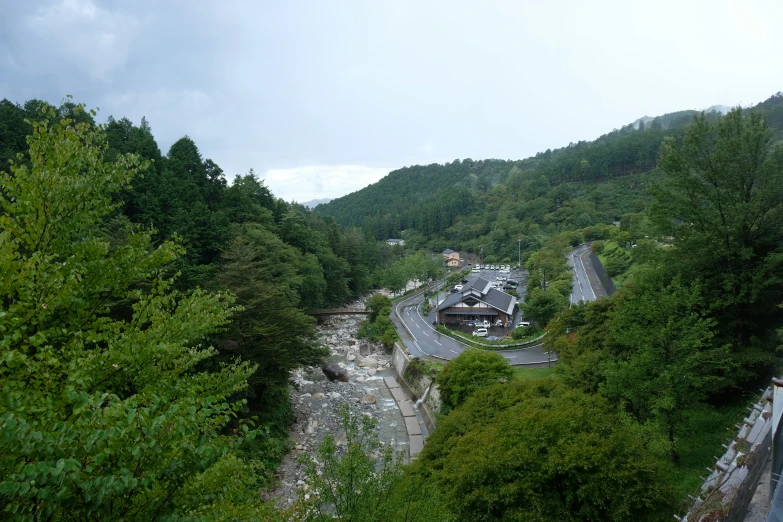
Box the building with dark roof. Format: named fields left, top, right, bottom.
left=436, top=277, right=517, bottom=326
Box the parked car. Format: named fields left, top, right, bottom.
left=472, top=267, right=480, bottom=273
left=504, top=284, right=515, bottom=291
left=478, top=320, right=490, bottom=328
left=473, top=328, right=489, bottom=337
left=516, top=321, right=531, bottom=328
left=485, top=335, right=500, bottom=341
left=507, top=280, right=518, bottom=287
left=449, top=287, right=458, bottom=293
left=454, top=284, right=463, bottom=291
left=461, top=278, right=469, bottom=284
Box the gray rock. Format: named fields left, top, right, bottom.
left=361, top=393, right=377, bottom=405
left=322, top=365, right=349, bottom=382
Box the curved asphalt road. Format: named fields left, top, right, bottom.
left=393, top=247, right=600, bottom=365
left=567, top=244, right=597, bottom=305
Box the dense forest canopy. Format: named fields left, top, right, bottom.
left=316, top=93, right=783, bottom=263
left=0, top=98, right=421, bottom=519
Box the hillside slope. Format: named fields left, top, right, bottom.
left=315, top=92, right=783, bottom=260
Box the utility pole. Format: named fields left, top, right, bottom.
left=518, top=238, right=521, bottom=270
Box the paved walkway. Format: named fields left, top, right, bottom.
left=384, top=376, right=424, bottom=458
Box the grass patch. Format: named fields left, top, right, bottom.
left=511, top=367, right=556, bottom=380
left=663, top=402, right=747, bottom=503
left=597, top=240, right=635, bottom=287
left=423, top=360, right=445, bottom=374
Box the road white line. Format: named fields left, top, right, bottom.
left=422, top=330, right=429, bottom=336
left=577, top=249, right=597, bottom=300
left=449, top=349, right=459, bottom=354
left=433, top=339, right=442, bottom=346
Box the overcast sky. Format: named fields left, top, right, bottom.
left=1, top=1, right=781, bottom=202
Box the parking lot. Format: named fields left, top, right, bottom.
left=441, top=262, right=530, bottom=337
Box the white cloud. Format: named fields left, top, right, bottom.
left=23, top=0, right=138, bottom=81
left=263, top=165, right=391, bottom=202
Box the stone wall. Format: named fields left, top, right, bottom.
left=680, top=387, right=773, bottom=522
left=392, top=343, right=441, bottom=431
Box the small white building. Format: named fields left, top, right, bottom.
left=386, top=239, right=405, bottom=246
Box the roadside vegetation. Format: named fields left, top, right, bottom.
left=435, top=324, right=543, bottom=349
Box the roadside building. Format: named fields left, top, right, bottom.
left=386, top=238, right=405, bottom=246
left=436, top=277, right=516, bottom=326
left=442, top=248, right=460, bottom=266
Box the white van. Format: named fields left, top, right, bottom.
left=516, top=321, right=531, bottom=328
left=473, top=327, right=489, bottom=337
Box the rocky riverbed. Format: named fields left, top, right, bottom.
left=268, top=294, right=411, bottom=509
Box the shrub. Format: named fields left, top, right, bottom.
left=436, top=349, right=513, bottom=411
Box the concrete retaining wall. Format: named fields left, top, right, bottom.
left=588, top=251, right=616, bottom=296
left=392, top=343, right=441, bottom=433
left=680, top=387, right=773, bottom=522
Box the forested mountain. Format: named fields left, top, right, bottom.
left=316, top=92, right=783, bottom=262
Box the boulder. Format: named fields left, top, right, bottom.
left=361, top=393, right=377, bottom=405
left=368, top=368, right=377, bottom=377
left=311, top=392, right=325, bottom=399
left=322, top=365, right=349, bottom=382
left=357, top=356, right=377, bottom=368
left=359, top=341, right=372, bottom=356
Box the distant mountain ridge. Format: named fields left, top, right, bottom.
left=315, top=92, right=783, bottom=243
left=631, top=104, right=731, bottom=130
left=301, top=198, right=332, bottom=209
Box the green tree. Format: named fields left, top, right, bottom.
left=436, top=349, right=513, bottom=411
left=213, top=236, right=328, bottom=410
left=522, top=288, right=567, bottom=326
left=599, top=273, right=735, bottom=460
left=293, top=405, right=447, bottom=522
left=604, top=255, right=628, bottom=277
left=0, top=103, right=268, bottom=519
left=414, top=379, right=675, bottom=522
left=651, top=109, right=783, bottom=346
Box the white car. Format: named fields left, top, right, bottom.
left=516, top=321, right=531, bottom=328
left=473, top=328, right=489, bottom=337
left=476, top=320, right=490, bottom=328
left=454, top=284, right=463, bottom=291
left=472, top=267, right=480, bottom=273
